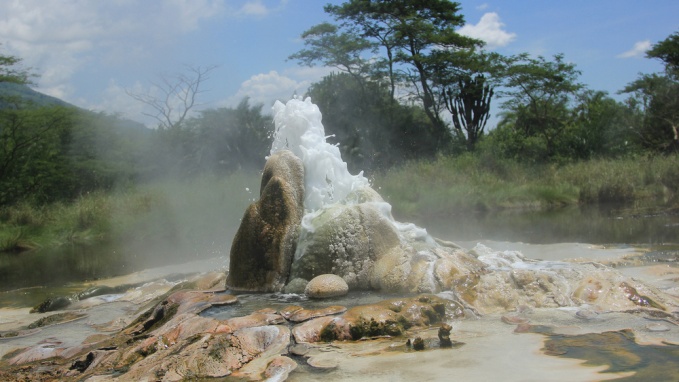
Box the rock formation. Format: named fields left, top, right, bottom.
left=227, top=150, right=305, bottom=292
left=290, top=191, right=401, bottom=290
left=305, top=274, right=349, bottom=298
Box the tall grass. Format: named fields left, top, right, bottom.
left=373, top=154, right=679, bottom=219
left=2, top=155, right=677, bottom=254
left=0, top=171, right=261, bottom=254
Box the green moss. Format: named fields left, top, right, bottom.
left=349, top=318, right=404, bottom=340
left=320, top=321, right=338, bottom=342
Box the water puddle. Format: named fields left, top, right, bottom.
left=201, top=291, right=411, bottom=320
left=539, top=329, right=679, bottom=381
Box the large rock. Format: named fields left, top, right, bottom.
left=305, top=274, right=349, bottom=298
left=371, top=244, right=486, bottom=294
left=290, top=194, right=401, bottom=289
left=227, top=150, right=305, bottom=292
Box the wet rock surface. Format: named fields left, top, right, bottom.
left=0, top=276, right=471, bottom=381
left=1, top=263, right=679, bottom=381
left=291, top=199, right=402, bottom=290
left=227, top=150, right=305, bottom=292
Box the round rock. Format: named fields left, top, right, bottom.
left=305, top=274, right=349, bottom=298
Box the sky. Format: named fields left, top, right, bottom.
left=0, top=0, right=677, bottom=128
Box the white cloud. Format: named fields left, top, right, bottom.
left=0, top=0, right=224, bottom=101
left=223, top=66, right=332, bottom=109
left=234, top=0, right=290, bottom=18
left=83, top=80, right=153, bottom=126
left=225, top=70, right=305, bottom=108
left=238, top=0, right=269, bottom=17
left=164, top=0, right=225, bottom=32
left=459, top=12, right=516, bottom=49
left=476, top=3, right=489, bottom=11
left=617, top=40, right=651, bottom=58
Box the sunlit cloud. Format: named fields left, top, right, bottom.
left=617, top=40, right=651, bottom=58
left=234, top=0, right=290, bottom=18
left=224, top=70, right=304, bottom=108
left=459, top=12, right=516, bottom=49
left=238, top=0, right=269, bottom=16
left=222, top=66, right=332, bottom=109
left=0, top=0, right=225, bottom=102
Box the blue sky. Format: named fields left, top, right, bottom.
left=0, top=0, right=677, bottom=127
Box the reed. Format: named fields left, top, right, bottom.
left=374, top=154, right=678, bottom=219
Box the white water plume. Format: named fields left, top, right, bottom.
left=271, top=97, right=435, bottom=244
left=271, top=97, right=370, bottom=212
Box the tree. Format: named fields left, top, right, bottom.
left=292, top=0, right=484, bottom=152
left=188, top=98, right=273, bottom=174
left=126, top=65, right=218, bottom=176
left=0, top=51, right=33, bottom=86
left=444, top=74, right=493, bottom=151
left=336, top=1, right=483, bottom=148
left=646, top=31, right=679, bottom=77
left=498, top=53, right=583, bottom=160
left=0, top=51, right=75, bottom=205
left=288, top=22, right=376, bottom=85
left=568, top=90, right=635, bottom=159
left=0, top=105, right=78, bottom=205
left=622, top=74, right=679, bottom=152
left=127, top=65, right=217, bottom=130
left=323, top=1, right=402, bottom=99
left=621, top=31, right=679, bottom=152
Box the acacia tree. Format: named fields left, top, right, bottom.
left=622, top=31, right=679, bottom=152
left=324, top=1, right=401, bottom=99
left=647, top=31, right=679, bottom=76
left=498, top=53, right=583, bottom=160
left=288, top=22, right=376, bottom=85
left=291, top=0, right=483, bottom=152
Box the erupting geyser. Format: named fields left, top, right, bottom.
left=270, top=97, right=370, bottom=212
left=228, top=97, right=457, bottom=294
left=227, top=97, right=676, bottom=318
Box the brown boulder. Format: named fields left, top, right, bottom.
left=305, top=274, right=349, bottom=298
left=227, top=150, right=305, bottom=292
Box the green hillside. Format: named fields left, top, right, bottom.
left=0, top=82, right=73, bottom=108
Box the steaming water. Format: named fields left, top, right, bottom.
left=271, top=97, right=370, bottom=212
left=271, top=97, right=433, bottom=247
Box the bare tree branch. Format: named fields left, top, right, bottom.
left=126, top=65, right=218, bottom=129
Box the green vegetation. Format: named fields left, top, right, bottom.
left=1, top=3, right=679, bottom=263
left=0, top=172, right=259, bottom=254
left=375, top=154, right=679, bottom=219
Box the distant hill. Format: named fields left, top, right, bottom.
left=0, top=82, right=74, bottom=108
left=0, top=82, right=150, bottom=133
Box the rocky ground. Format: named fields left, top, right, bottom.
left=0, top=244, right=678, bottom=381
